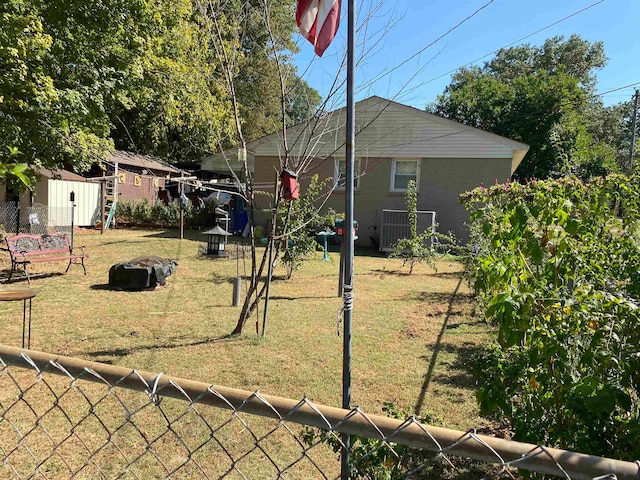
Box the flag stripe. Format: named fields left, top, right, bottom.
left=313, top=0, right=340, bottom=56
left=296, top=0, right=318, bottom=39
left=296, top=0, right=341, bottom=57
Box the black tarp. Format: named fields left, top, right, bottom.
left=108, top=256, right=177, bottom=290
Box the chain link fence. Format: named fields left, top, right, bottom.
left=0, top=345, right=637, bottom=480
left=0, top=203, right=72, bottom=237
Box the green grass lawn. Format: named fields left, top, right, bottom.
left=0, top=228, right=493, bottom=431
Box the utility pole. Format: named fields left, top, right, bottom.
left=341, top=0, right=356, bottom=478
left=629, top=89, right=639, bottom=173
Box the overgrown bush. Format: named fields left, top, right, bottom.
left=185, top=199, right=221, bottom=228
left=461, top=175, right=640, bottom=459
left=116, top=197, right=223, bottom=228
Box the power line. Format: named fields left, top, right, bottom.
left=596, top=81, right=640, bottom=97
left=394, top=0, right=606, bottom=101
left=359, top=0, right=496, bottom=91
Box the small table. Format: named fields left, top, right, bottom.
left=316, top=231, right=336, bottom=261
left=0, top=287, right=38, bottom=349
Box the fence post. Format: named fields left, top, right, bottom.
left=15, top=204, right=20, bottom=234
left=70, top=191, right=75, bottom=252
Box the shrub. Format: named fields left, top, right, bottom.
left=461, top=175, right=640, bottom=459
left=115, top=198, right=221, bottom=228
left=390, top=180, right=454, bottom=273
left=277, top=174, right=333, bottom=279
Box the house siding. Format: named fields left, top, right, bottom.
left=115, top=173, right=166, bottom=204
left=252, top=98, right=523, bottom=162
left=251, top=155, right=511, bottom=245
left=417, top=157, right=511, bottom=242
left=201, top=153, right=255, bottom=175
left=327, top=157, right=511, bottom=246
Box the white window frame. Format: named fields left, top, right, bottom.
left=335, top=158, right=361, bottom=190
left=390, top=159, right=420, bottom=192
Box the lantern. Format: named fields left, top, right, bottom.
left=280, top=169, right=299, bottom=200
left=203, top=226, right=232, bottom=256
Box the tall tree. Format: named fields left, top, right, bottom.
left=431, top=35, right=612, bottom=180
left=209, top=0, right=320, bottom=142
left=0, top=0, right=115, bottom=172
left=1, top=0, right=319, bottom=173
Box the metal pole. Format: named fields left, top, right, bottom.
left=338, top=241, right=345, bottom=296
left=100, top=182, right=106, bottom=234
left=341, top=0, right=356, bottom=477
left=70, top=191, right=75, bottom=252
left=262, top=173, right=280, bottom=338
left=232, top=277, right=242, bottom=307
left=629, top=89, right=639, bottom=173
left=179, top=181, right=184, bottom=240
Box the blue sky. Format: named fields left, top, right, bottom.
left=294, top=0, right=640, bottom=109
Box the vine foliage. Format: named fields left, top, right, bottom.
left=390, top=180, right=440, bottom=273
left=461, top=175, right=640, bottom=459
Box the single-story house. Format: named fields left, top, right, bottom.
left=205, top=96, right=530, bottom=247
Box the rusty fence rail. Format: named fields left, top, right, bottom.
left=0, top=345, right=637, bottom=479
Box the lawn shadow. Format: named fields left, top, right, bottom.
left=1, top=271, right=64, bottom=284
left=430, top=270, right=467, bottom=279
left=414, top=276, right=474, bottom=415
left=270, top=295, right=336, bottom=301
left=91, top=284, right=122, bottom=291
left=90, top=283, right=172, bottom=292
left=204, top=272, right=237, bottom=285
left=418, top=343, right=483, bottom=391
left=446, top=342, right=484, bottom=372
left=144, top=229, right=234, bottom=242
left=94, top=239, right=149, bottom=248
left=407, top=290, right=474, bottom=303
left=367, top=268, right=410, bottom=277
left=429, top=372, right=477, bottom=390
left=83, top=334, right=237, bottom=360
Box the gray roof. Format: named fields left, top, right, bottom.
left=110, top=151, right=182, bottom=174
left=36, top=168, right=88, bottom=182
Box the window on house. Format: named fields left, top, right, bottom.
left=391, top=160, right=419, bottom=191
left=335, top=159, right=361, bottom=189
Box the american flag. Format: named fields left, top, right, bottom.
left=296, top=0, right=342, bottom=57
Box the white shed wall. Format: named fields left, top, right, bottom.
left=48, top=180, right=101, bottom=227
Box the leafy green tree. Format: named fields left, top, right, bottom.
left=2, top=0, right=312, bottom=172
left=431, top=35, right=616, bottom=180
left=0, top=0, right=114, bottom=173
left=109, top=0, right=235, bottom=161
left=586, top=99, right=639, bottom=173
left=209, top=0, right=320, bottom=142
left=0, top=148, right=32, bottom=187
left=461, top=176, right=640, bottom=459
